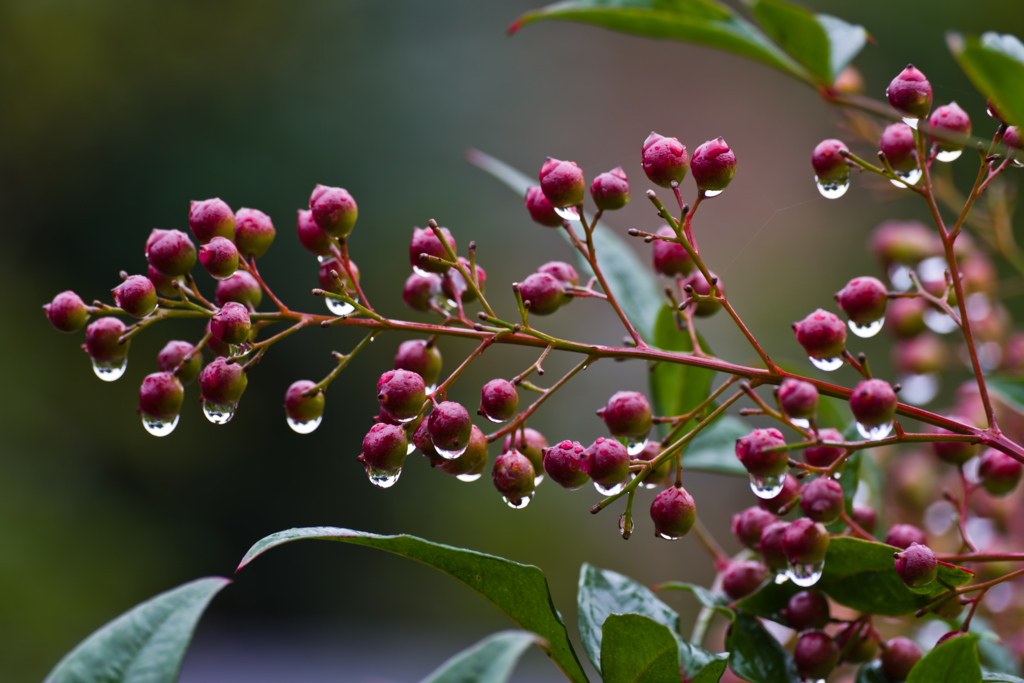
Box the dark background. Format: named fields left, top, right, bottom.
left=2, top=1, right=1022, bottom=681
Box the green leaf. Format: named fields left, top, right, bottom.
left=465, top=148, right=661, bottom=341
left=510, top=0, right=813, bottom=85
left=984, top=674, right=1024, bottom=682
left=601, top=614, right=684, bottom=683
left=419, top=630, right=546, bottom=683
left=725, top=612, right=800, bottom=683
left=651, top=304, right=716, bottom=428
left=239, top=528, right=589, bottom=683
left=737, top=537, right=974, bottom=619
left=986, top=376, right=1024, bottom=415
left=44, top=577, right=230, bottom=683
left=577, top=563, right=679, bottom=673
left=907, top=634, right=981, bottom=683
left=679, top=641, right=729, bottom=683
left=678, top=415, right=750, bottom=477
left=653, top=582, right=736, bottom=621
left=825, top=450, right=861, bottom=534
left=747, top=0, right=866, bottom=84
left=855, top=661, right=893, bottom=683
left=974, top=616, right=1022, bottom=678
left=949, top=33, right=1024, bottom=127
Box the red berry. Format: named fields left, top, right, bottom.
left=409, top=226, right=456, bottom=274
left=784, top=590, right=830, bottom=631
left=215, top=271, right=263, bottom=309
left=758, top=521, right=790, bottom=571
left=542, top=440, right=590, bottom=490
left=394, top=340, right=442, bottom=388
left=492, top=450, right=536, bottom=501
left=794, top=631, right=839, bottom=681
left=536, top=261, right=579, bottom=287
left=539, top=157, right=585, bottom=209
left=852, top=503, right=877, bottom=533
left=503, top=428, right=548, bottom=475
left=296, top=209, right=334, bottom=256
left=198, top=236, right=240, bottom=281
left=309, top=185, right=357, bottom=239
left=358, top=423, right=407, bottom=473
left=894, top=543, right=937, bottom=588
left=929, top=102, right=971, bottom=153
left=428, top=401, right=472, bottom=456
left=758, top=473, right=799, bottom=515
left=210, top=302, right=251, bottom=345
left=524, top=186, right=563, bottom=227
left=650, top=485, right=696, bottom=539
left=930, top=417, right=979, bottom=465
left=440, top=425, right=489, bottom=478
left=581, top=437, right=630, bottom=488
left=234, top=207, right=276, bottom=259
left=881, top=637, right=922, bottom=680
left=804, top=428, right=846, bottom=468
left=652, top=226, right=694, bottom=277
left=518, top=272, right=565, bottom=316
left=632, top=441, right=673, bottom=485
left=682, top=270, right=723, bottom=317
left=402, top=272, right=442, bottom=312
left=850, top=379, right=897, bottom=430
left=835, top=276, right=888, bottom=325
left=879, top=123, right=918, bottom=173
left=479, top=379, right=519, bottom=423
left=793, top=309, right=847, bottom=360
left=377, top=369, right=426, bottom=422
left=589, top=167, right=630, bottom=211
left=189, top=198, right=236, bottom=245
left=731, top=506, right=777, bottom=549
left=811, top=139, right=849, bottom=182
left=691, top=137, right=737, bottom=193
left=886, top=523, right=926, bottom=549
left=978, top=449, right=1023, bottom=496
left=318, top=258, right=360, bottom=295
left=412, top=418, right=443, bottom=465
left=885, top=297, right=929, bottom=339
left=84, top=317, right=129, bottom=363
left=157, top=340, right=202, bottom=385
left=870, top=220, right=939, bottom=267
left=783, top=517, right=830, bottom=566
left=45, top=291, right=89, bottom=333
left=642, top=132, right=689, bottom=188
left=284, top=380, right=325, bottom=427
left=599, top=391, right=653, bottom=438
left=441, top=257, right=486, bottom=303
left=721, top=560, right=766, bottom=599
left=138, top=372, right=184, bottom=421
left=892, top=334, right=946, bottom=376
left=799, top=477, right=844, bottom=524
left=777, top=379, right=818, bottom=420
left=147, top=229, right=197, bottom=277
left=199, top=356, right=248, bottom=406
left=887, top=65, right=933, bottom=119
left=735, top=428, right=788, bottom=478
left=147, top=264, right=181, bottom=297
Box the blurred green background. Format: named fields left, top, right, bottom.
left=2, top=1, right=1023, bottom=681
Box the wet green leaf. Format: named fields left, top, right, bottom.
left=601, top=614, right=684, bottom=683
left=419, top=631, right=546, bottom=683
left=726, top=612, right=800, bottom=683
left=907, top=633, right=981, bottom=683
left=949, top=32, right=1024, bottom=126
left=855, top=661, right=893, bottom=683
left=986, top=376, right=1024, bottom=415
left=654, top=581, right=736, bottom=621
left=678, top=415, right=750, bottom=477
left=651, top=304, right=716, bottom=436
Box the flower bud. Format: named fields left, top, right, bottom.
left=800, top=477, right=844, bottom=524
left=199, top=356, right=248, bottom=406
left=794, top=631, right=840, bottom=681
left=886, top=523, right=926, bottom=550
left=539, top=157, right=585, bottom=209
left=892, top=334, right=946, bottom=375
left=642, top=132, right=689, bottom=188
left=882, top=637, right=922, bottom=680
left=440, top=425, right=489, bottom=477
left=929, top=102, right=971, bottom=153
left=542, top=440, right=590, bottom=490
left=189, top=198, right=236, bottom=244
left=589, top=167, right=630, bottom=211
left=284, top=380, right=325, bottom=427
left=581, top=437, right=630, bottom=488
left=157, top=340, right=202, bottom=385
left=503, top=428, right=548, bottom=475
left=894, top=542, right=937, bottom=588
left=45, top=291, right=89, bottom=333
left=442, top=257, right=486, bottom=303
left=318, top=258, right=360, bottom=295
left=978, top=449, right=1023, bottom=496
left=930, top=416, right=978, bottom=464
left=492, top=450, right=536, bottom=501
left=783, top=590, right=830, bottom=631
left=296, top=209, right=334, bottom=256
left=777, top=379, right=818, bottom=420
left=887, top=65, right=933, bottom=119
left=598, top=391, right=653, bottom=438
left=804, top=428, right=846, bottom=468
left=850, top=379, right=897, bottom=429
left=836, top=624, right=878, bottom=664
left=210, top=302, right=251, bottom=345
left=234, top=207, right=276, bottom=258
left=524, top=186, right=563, bottom=227
left=811, top=139, right=849, bottom=183
left=479, top=379, right=519, bottom=423
left=138, top=371, right=184, bottom=423
left=692, top=137, right=737, bottom=193
left=518, top=272, right=566, bottom=315
left=147, top=265, right=180, bottom=298
left=309, top=185, right=357, bottom=239
left=758, top=473, right=799, bottom=514
left=886, top=298, right=928, bottom=339
left=536, top=261, right=579, bottom=287
left=783, top=517, right=830, bottom=566
left=835, top=277, right=888, bottom=326
left=735, top=428, right=787, bottom=478
left=215, top=271, right=263, bottom=309
left=852, top=503, right=877, bottom=533
left=147, top=229, right=197, bottom=277
left=758, top=521, right=790, bottom=571
left=84, top=317, right=129, bottom=363
left=722, top=560, right=766, bottom=599
left=731, top=506, right=777, bottom=549
left=198, top=236, right=240, bottom=280
left=879, top=123, right=918, bottom=173
left=409, top=226, right=456, bottom=274
left=682, top=270, right=723, bottom=317
left=377, top=369, right=426, bottom=422
left=652, top=226, right=694, bottom=277
left=403, top=272, right=442, bottom=312
left=428, top=401, right=472, bottom=455
left=1006, top=126, right=1023, bottom=150
left=394, top=340, right=442, bottom=388
left=650, top=485, right=696, bottom=539
left=358, top=423, right=407, bottom=473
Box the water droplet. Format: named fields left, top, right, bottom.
left=856, top=421, right=893, bottom=441
left=503, top=493, right=534, bottom=509
left=789, top=418, right=810, bottom=429
left=703, top=189, right=723, bottom=198
left=533, top=473, right=545, bottom=486
left=412, top=265, right=431, bottom=277
left=923, top=309, right=958, bottom=334
left=287, top=415, right=322, bottom=434
left=890, top=168, right=922, bottom=188
left=619, top=513, right=634, bottom=537
left=966, top=516, right=998, bottom=549
left=406, top=443, right=416, bottom=455
left=142, top=413, right=179, bottom=436
left=809, top=356, right=844, bottom=372
left=202, top=400, right=237, bottom=425
left=445, top=298, right=458, bottom=308
left=774, top=572, right=790, bottom=585
left=641, top=477, right=661, bottom=490
left=657, top=531, right=684, bottom=541
left=594, top=480, right=626, bottom=497
left=626, top=435, right=650, bottom=457
left=326, top=297, right=356, bottom=317
left=814, top=175, right=850, bottom=199
left=92, top=357, right=128, bottom=382
left=787, top=560, right=824, bottom=587
left=436, top=444, right=469, bottom=460
left=973, top=342, right=1003, bottom=374
left=366, top=465, right=401, bottom=488
left=936, top=149, right=963, bottom=163
left=483, top=413, right=507, bottom=424
left=888, top=264, right=913, bottom=292
left=899, top=373, right=939, bottom=405
left=849, top=318, right=884, bottom=338
left=749, top=473, right=786, bottom=499
left=582, top=364, right=590, bottom=371
left=924, top=500, right=956, bottom=535
left=963, top=456, right=980, bottom=484
left=391, top=413, right=419, bottom=424
left=967, top=293, right=992, bottom=321
left=425, top=384, right=438, bottom=394
left=554, top=206, right=580, bottom=221
left=986, top=582, right=1015, bottom=613
left=317, top=254, right=330, bottom=263
left=903, top=117, right=919, bottom=129
left=1012, top=159, right=1024, bottom=168
left=456, top=472, right=482, bottom=483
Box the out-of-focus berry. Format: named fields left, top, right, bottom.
left=403, top=272, right=442, bottom=312
left=394, top=340, right=442, bottom=388
left=783, top=590, right=829, bottom=631
left=882, top=637, right=922, bottom=680
left=799, top=477, right=844, bottom=524
left=731, top=506, right=777, bottom=549
left=794, top=631, right=840, bottom=681
left=524, top=186, right=563, bottom=227
left=886, top=523, right=926, bottom=549
left=537, top=261, right=579, bottom=287
left=722, top=560, right=766, bottom=599
left=978, top=449, right=1023, bottom=496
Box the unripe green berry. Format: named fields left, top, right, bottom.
left=589, top=167, right=630, bottom=211
left=309, top=184, right=358, bottom=239
left=210, top=302, right=252, bottom=345
left=479, top=379, right=519, bottom=423
left=599, top=391, right=653, bottom=438
left=691, top=137, right=737, bottom=193
left=542, top=440, right=590, bottom=490
left=539, top=157, right=585, bottom=209
left=189, top=198, right=236, bottom=245
left=894, top=542, right=937, bottom=588
left=198, top=236, right=240, bottom=281
left=642, top=132, right=689, bottom=188
left=234, top=207, right=276, bottom=259
left=394, top=340, right=442, bottom=388
left=45, top=291, right=90, bottom=333
left=377, top=369, right=426, bottom=422
left=650, top=485, right=696, bottom=539
left=138, top=372, right=184, bottom=421
left=215, top=271, right=263, bottom=309
left=157, top=340, right=202, bottom=385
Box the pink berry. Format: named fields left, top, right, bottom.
left=682, top=270, right=723, bottom=317
left=318, top=258, right=360, bottom=295
left=879, top=123, right=918, bottom=173
left=542, top=440, right=590, bottom=490
left=1005, top=126, right=1022, bottom=150
left=428, top=401, right=472, bottom=455
left=894, top=543, right=937, bottom=588
left=929, top=102, right=971, bottom=153
left=784, top=590, right=830, bottom=631
left=210, top=302, right=251, bottom=345
left=440, top=425, right=489, bottom=478
left=870, top=220, right=938, bottom=267
left=691, top=137, right=737, bottom=193
left=84, top=317, right=129, bottom=363
left=536, top=261, right=579, bottom=287
left=309, top=185, right=357, bottom=239
left=850, top=379, right=898, bottom=430
left=479, top=379, right=519, bottom=423
left=652, top=226, right=694, bottom=277
left=885, top=298, right=928, bottom=339
left=852, top=503, right=877, bottom=533
left=409, top=226, right=456, bottom=274
left=189, top=198, right=235, bottom=244
left=296, top=209, right=334, bottom=256
left=758, top=473, right=799, bottom=515
left=198, top=236, right=240, bottom=281
left=233, top=207, right=276, bottom=259
left=412, top=418, right=443, bottom=465
left=804, top=428, right=846, bottom=468
left=524, top=186, right=563, bottom=227
left=589, top=167, right=630, bottom=211
left=835, top=277, right=888, bottom=325
left=581, top=437, right=630, bottom=488
left=503, top=428, right=548, bottom=475
left=45, top=291, right=89, bottom=333
left=887, top=64, right=933, bottom=119
left=811, top=139, right=849, bottom=182
left=800, top=477, right=844, bottom=524
left=441, top=257, right=486, bottom=303
left=892, top=334, right=946, bottom=375
left=518, top=272, right=566, bottom=316
left=758, top=521, right=790, bottom=571
left=147, top=264, right=180, bottom=297
left=403, top=272, right=442, bottom=312
left=147, top=229, right=197, bottom=277
left=731, top=506, right=777, bottom=549
left=284, top=380, right=325, bottom=426
left=735, top=428, right=787, bottom=478
left=777, top=378, right=818, bottom=420
left=930, top=416, right=979, bottom=465
left=157, top=340, right=202, bottom=385
left=886, top=523, right=926, bottom=550
left=882, top=637, right=922, bottom=680
left=978, top=449, right=1023, bottom=496
left=836, top=623, right=878, bottom=664
left=722, top=560, right=766, bottom=599
left=492, top=450, right=536, bottom=501
left=215, top=271, right=263, bottom=309
left=539, top=157, right=585, bottom=209
left=377, top=369, right=426, bottom=422
left=642, top=132, right=689, bottom=188
left=199, top=356, right=248, bottom=406
left=783, top=518, right=830, bottom=566
left=793, top=631, right=839, bottom=681
left=138, top=372, right=184, bottom=422
left=599, top=391, right=653, bottom=438
left=793, top=309, right=846, bottom=360
left=358, top=423, right=408, bottom=473
left=650, top=486, right=696, bottom=539
left=394, top=340, right=442, bottom=388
